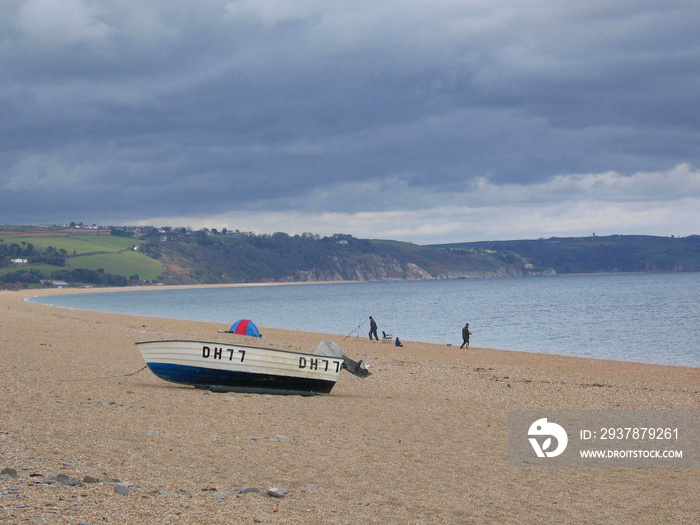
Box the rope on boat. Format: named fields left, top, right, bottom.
left=121, top=365, right=148, bottom=377
left=46, top=365, right=148, bottom=383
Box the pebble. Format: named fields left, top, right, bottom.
left=101, top=476, right=120, bottom=483
left=114, top=483, right=130, bottom=496
left=56, top=473, right=80, bottom=486
left=35, top=474, right=58, bottom=485
left=1, top=467, right=18, bottom=478
left=235, top=487, right=267, bottom=494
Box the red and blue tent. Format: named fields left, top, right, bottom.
left=227, top=319, right=261, bottom=337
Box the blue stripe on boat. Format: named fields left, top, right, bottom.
left=146, top=362, right=336, bottom=394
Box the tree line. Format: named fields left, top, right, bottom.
left=0, top=241, right=67, bottom=267
left=0, top=267, right=131, bottom=289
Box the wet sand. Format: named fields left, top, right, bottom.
left=1, top=286, right=698, bottom=524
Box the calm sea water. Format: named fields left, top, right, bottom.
left=29, top=273, right=699, bottom=367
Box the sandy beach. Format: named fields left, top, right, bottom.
left=1, top=286, right=698, bottom=524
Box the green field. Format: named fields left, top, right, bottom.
left=66, top=250, right=163, bottom=280
left=0, top=234, right=140, bottom=254
left=0, top=234, right=164, bottom=281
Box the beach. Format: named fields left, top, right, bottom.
left=1, top=286, right=698, bottom=524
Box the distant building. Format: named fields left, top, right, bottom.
left=40, top=280, right=69, bottom=288
left=10, top=258, right=28, bottom=265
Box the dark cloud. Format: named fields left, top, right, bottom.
left=1, top=1, right=699, bottom=241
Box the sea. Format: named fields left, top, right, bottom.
left=29, top=272, right=699, bottom=368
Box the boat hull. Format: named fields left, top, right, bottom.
left=136, top=340, right=343, bottom=394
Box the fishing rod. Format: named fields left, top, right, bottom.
left=343, top=318, right=367, bottom=340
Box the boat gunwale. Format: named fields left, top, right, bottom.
left=135, top=339, right=338, bottom=358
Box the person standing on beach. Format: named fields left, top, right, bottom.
left=460, top=323, right=472, bottom=349
left=369, top=316, right=379, bottom=341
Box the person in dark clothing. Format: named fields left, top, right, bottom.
left=395, top=337, right=403, bottom=347
left=369, top=316, right=379, bottom=341
left=460, top=323, right=472, bottom=349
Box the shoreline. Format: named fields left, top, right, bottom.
left=1, top=286, right=698, bottom=523
left=19, top=286, right=700, bottom=376
left=20, top=282, right=698, bottom=370
left=7, top=283, right=699, bottom=394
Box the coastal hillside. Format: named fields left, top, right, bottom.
left=1, top=225, right=698, bottom=287
left=135, top=230, right=551, bottom=284
left=430, top=235, right=700, bottom=274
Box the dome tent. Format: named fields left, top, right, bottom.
left=227, top=319, right=261, bottom=337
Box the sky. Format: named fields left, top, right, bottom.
left=1, top=0, right=699, bottom=244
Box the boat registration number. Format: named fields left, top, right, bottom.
left=202, top=346, right=245, bottom=362
left=298, top=357, right=343, bottom=373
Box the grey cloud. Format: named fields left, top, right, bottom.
left=1, top=1, right=699, bottom=238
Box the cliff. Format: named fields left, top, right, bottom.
left=144, top=232, right=556, bottom=285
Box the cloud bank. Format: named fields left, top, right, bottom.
left=2, top=1, right=699, bottom=242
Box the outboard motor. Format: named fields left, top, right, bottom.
left=314, top=341, right=372, bottom=379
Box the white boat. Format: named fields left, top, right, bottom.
left=136, top=339, right=370, bottom=395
